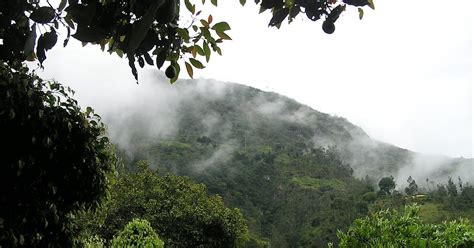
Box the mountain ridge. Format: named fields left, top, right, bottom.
left=101, top=74, right=472, bottom=246
left=104, top=75, right=471, bottom=185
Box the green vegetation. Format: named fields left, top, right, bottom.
left=378, top=176, right=396, bottom=195
left=0, top=63, right=116, bottom=247
left=115, top=90, right=377, bottom=246
left=289, top=177, right=344, bottom=190
left=370, top=177, right=474, bottom=224
left=76, top=161, right=248, bottom=247
left=110, top=219, right=164, bottom=248
left=110, top=81, right=473, bottom=247
left=2, top=64, right=472, bottom=246
left=2, top=2, right=472, bottom=247
left=337, top=205, right=474, bottom=248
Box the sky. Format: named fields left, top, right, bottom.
left=37, top=0, right=473, bottom=158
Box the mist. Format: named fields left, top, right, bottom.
left=64, top=70, right=470, bottom=187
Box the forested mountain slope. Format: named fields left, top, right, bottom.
left=103, top=74, right=472, bottom=247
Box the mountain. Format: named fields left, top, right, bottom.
left=101, top=73, right=473, bottom=247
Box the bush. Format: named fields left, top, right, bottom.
left=111, top=219, right=164, bottom=248
left=81, top=235, right=105, bottom=248
left=337, top=205, right=474, bottom=248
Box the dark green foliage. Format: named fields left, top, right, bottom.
left=259, top=0, right=373, bottom=28
left=447, top=177, right=458, bottom=197
left=111, top=219, right=164, bottom=248
left=369, top=176, right=474, bottom=225
left=378, top=176, right=396, bottom=195
left=1, top=0, right=373, bottom=82
left=458, top=185, right=474, bottom=210
left=337, top=205, right=474, bottom=248
left=82, top=162, right=248, bottom=247
left=0, top=0, right=230, bottom=82
left=405, top=176, right=418, bottom=196
left=0, top=63, right=116, bottom=247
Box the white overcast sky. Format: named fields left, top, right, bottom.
left=38, top=0, right=473, bottom=158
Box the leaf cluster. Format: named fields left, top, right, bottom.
left=0, top=0, right=230, bottom=82
left=253, top=0, right=375, bottom=29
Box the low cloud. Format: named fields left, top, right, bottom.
left=192, top=140, right=239, bottom=173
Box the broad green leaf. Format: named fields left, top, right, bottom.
left=203, top=41, right=211, bottom=62
left=215, top=46, right=222, bottom=55
left=73, top=25, right=106, bottom=43
left=23, top=24, right=37, bottom=56
left=212, top=22, right=231, bottom=32
left=269, top=8, right=289, bottom=27
left=155, top=48, right=167, bottom=69
left=58, top=0, right=67, bottom=12
left=39, top=31, right=58, bottom=51
left=185, top=62, right=193, bottom=78
left=216, top=31, right=232, bottom=40
left=115, top=48, right=124, bottom=58
left=367, top=0, right=375, bottom=10
left=176, top=28, right=190, bottom=42
left=239, top=0, right=246, bottom=6
left=30, top=6, right=56, bottom=24
left=194, top=45, right=205, bottom=56
left=358, top=8, right=364, bottom=20
left=64, top=14, right=75, bottom=29
left=289, top=6, right=301, bottom=20
left=211, top=0, right=217, bottom=6
left=189, top=58, right=205, bottom=69
left=200, top=27, right=215, bottom=43
left=128, top=0, right=165, bottom=53
left=184, top=0, right=195, bottom=14
left=64, top=3, right=96, bottom=26
left=200, top=19, right=209, bottom=28
left=170, top=62, right=180, bottom=83
left=128, top=55, right=138, bottom=82
left=36, top=39, right=46, bottom=64
left=99, top=38, right=108, bottom=51
left=368, top=0, right=375, bottom=10
left=138, top=56, right=145, bottom=68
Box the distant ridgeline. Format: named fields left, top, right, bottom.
left=106, top=77, right=473, bottom=247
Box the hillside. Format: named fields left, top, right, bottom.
left=102, top=74, right=472, bottom=247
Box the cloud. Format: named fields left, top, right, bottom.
left=192, top=140, right=239, bottom=173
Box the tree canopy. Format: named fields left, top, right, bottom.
left=0, top=0, right=374, bottom=82
left=378, top=176, right=396, bottom=195
left=77, top=161, right=249, bottom=247
left=0, top=63, right=117, bottom=247
left=110, top=219, right=165, bottom=248
left=336, top=205, right=474, bottom=248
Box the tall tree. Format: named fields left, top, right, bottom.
left=0, top=63, right=116, bottom=247
left=378, top=176, right=396, bottom=196
left=447, top=177, right=458, bottom=197
left=405, top=176, right=418, bottom=196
